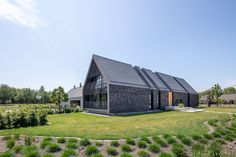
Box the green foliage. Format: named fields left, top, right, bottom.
left=137, top=140, right=147, bottom=148
left=199, top=139, right=208, bottom=145
left=23, top=145, right=40, bottom=157
left=208, top=119, right=218, bottom=127
left=40, top=140, right=51, bottom=149
left=176, top=134, right=185, bottom=140
left=166, top=137, right=176, bottom=144
left=224, top=135, right=234, bottom=141
left=153, top=136, right=167, bottom=147
left=223, top=87, right=236, bottom=94
left=121, top=144, right=132, bottom=152
left=79, top=138, right=90, bottom=146
left=172, top=144, right=185, bottom=157
left=120, top=153, right=133, bottom=157
left=51, top=86, right=68, bottom=109
left=159, top=152, right=173, bottom=157
left=95, top=141, right=103, bottom=147
left=137, top=150, right=150, bottom=157
left=181, top=137, right=192, bottom=146
left=163, top=134, right=171, bottom=139
left=140, top=136, right=151, bottom=143
left=0, top=151, right=14, bottom=157
left=106, top=147, right=118, bottom=156
left=126, top=138, right=135, bottom=145
left=38, top=111, right=48, bottom=125
left=148, top=144, right=160, bottom=153
left=62, top=149, right=77, bottom=157
left=68, top=138, right=77, bottom=143
left=203, top=133, right=213, bottom=140
left=191, top=134, right=202, bottom=141
left=110, top=140, right=120, bottom=147
left=6, top=138, right=15, bottom=149
left=13, top=145, right=24, bottom=153
left=23, top=135, right=32, bottom=146
left=211, top=84, right=223, bottom=106
left=209, top=141, right=222, bottom=157
left=212, top=131, right=222, bottom=138
left=85, top=145, right=99, bottom=156
left=66, top=142, right=78, bottom=149
left=192, top=143, right=205, bottom=157
left=28, top=112, right=38, bottom=126
left=92, top=153, right=104, bottom=157
left=46, top=143, right=61, bottom=153
left=43, top=154, right=55, bottom=157
left=13, top=133, right=20, bottom=140
left=57, top=137, right=66, bottom=144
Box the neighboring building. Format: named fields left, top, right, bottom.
left=220, top=94, right=236, bottom=104
left=199, top=95, right=209, bottom=104
left=83, top=55, right=199, bottom=115
left=68, top=85, right=83, bottom=108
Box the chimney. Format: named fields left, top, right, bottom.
left=74, top=85, right=76, bottom=89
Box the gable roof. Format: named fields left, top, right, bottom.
left=156, top=72, right=187, bottom=93
left=93, top=55, right=148, bottom=88
left=142, top=68, right=169, bottom=91
left=134, top=66, right=156, bottom=88
left=68, top=87, right=83, bottom=99
left=174, top=77, right=198, bottom=94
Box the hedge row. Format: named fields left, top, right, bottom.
left=0, top=105, right=48, bottom=129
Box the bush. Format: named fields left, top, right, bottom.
left=172, top=144, right=185, bottom=157
left=181, top=137, right=192, bottom=146
left=28, top=112, right=38, bottom=126
left=66, top=142, right=78, bottom=149
left=110, top=140, right=120, bottom=147
left=62, top=149, right=77, bottom=157
left=140, top=136, right=151, bottom=144
left=199, top=139, right=209, bottom=145
left=95, top=141, right=103, bottom=147
left=85, top=145, right=99, bottom=156
left=92, top=153, right=104, bottom=157
left=209, top=141, right=222, bottom=157
left=13, top=134, right=20, bottom=140
left=126, top=138, right=135, bottom=145
left=107, top=147, right=118, bottom=156
left=203, top=134, right=213, bottom=140
left=192, top=143, right=205, bottom=157
left=23, top=135, right=32, bottom=146
left=23, top=145, right=40, bottom=157
left=208, top=119, right=218, bottom=126
left=153, top=137, right=167, bottom=147
left=191, top=134, right=202, bottom=141
left=166, top=137, right=176, bottom=144
left=68, top=138, right=77, bottom=143
left=212, top=131, right=221, bottom=138
left=121, top=144, right=132, bottom=152
left=148, top=144, right=160, bottom=153
left=40, top=140, right=51, bottom=149
left=137, top=150, right=150, bottom=157
left=176, top=134, right=185, bottom=140
left=163, top=134, right=171, bottom=139
left=43, top=137, right=52, bottom=142
left=137, top=140, right=147, bottom=148
left=57, top=137, right=66, bottom=144
left=6, top=138, right=15, bottom=149
left=43, top=154, right=55, bottom=157
left=215, top=139, right=226, bottom=145
left=46, top=143, right=61, bottom=153
left=80, top=138, right=91, bottom=146
left=159, top=152, right=173, bottom=157
left=0, top=151, right=14, bottom=157
left=38, top=111, right=48, bottom=125
left=120, top=153, right=133, bottom=157
left=224, top=135, right=234, bottom=141
left=13, top=145, right=24, bottom=153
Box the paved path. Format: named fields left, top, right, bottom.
left=204, top=121, right=214, bottom=133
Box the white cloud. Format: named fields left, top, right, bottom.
left=0, top=0, right=45, bottom=29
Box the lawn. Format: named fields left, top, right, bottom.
left=0, top=111, right=220, bottom=139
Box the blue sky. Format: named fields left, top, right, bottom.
left=0, top=0, right=235, bottom=92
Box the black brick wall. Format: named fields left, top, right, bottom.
left=173, top=92, right=188, bottom=106
left=160, top=91, right=168, bottom=109
left=189, top=94, right=199, bottom=108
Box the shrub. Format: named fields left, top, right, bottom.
left=209, top=141, right=222, bottom=157
left=203, top=134, right=213, bottom=140
left=13, top=145, right=24, bottom=153
left=192, top=143, right=205, bottom=157
left=62, top=149, right=77, bottom=157
left=148, top=144, right=160, bottom=153
left=23, top=135, right=32, bottom=146
left=154, top=137, right=167, bottom=147
left=137, top=140, right=147, bottom=148
left=140, top=136, right=151, bottom=144
left=199, top=139, right=209, bottom=145
left=176, top=134, right=185, bottom=140
left=85, top=145, right=99, bottom=156
left=172, top=144, right=185, bottom=157
left=43, top=154, right=55, bottom=157
left=166, top=137, right=176, bottom=144
left=0, top=151, right=14, bottom=157
left=212, top=131, right=221, bottom=138
left=159, top=152, right=173, bottom=157
left=121, top=144, right=132, bottom=152
left=95, top=141, right=103, bottom=147
left=191, top=134, right=202, bottom=141
left=224, top=135, right=234, bottom=141
left=126, top=138, right=135, bottom=145
left=0, top=113, right=6, bottom=130
left=92, top=153, right=104, bottom=157
left=208, top=119, right=218, bottom=126
left=6, top=138, right=15, bottom=149
left=23, top=145, right=40, bottom=157
left=79, top=138, right=91, bottom=146
left=57, top=137, right=66, bottom=144
left=46, top=143, right=61, bottom=153
left=110, top=140, right=120, bottom=147
left=107, top=147, right=118, bottom=156
left=40, top=140, right=51, bottom=149
left=43, top=137, right=52, bottom=142
left=66, top=142, right=78, bottom=149
left=181, top=137, right=192, bottom=146
left=215, top=139, right=226, bottom=145
left=120, top=153, right=133, bottom=157
left=163, top=134, right=171, bottom=139
left=28, top=112, right=38, bottom=126
left=68, top=138, right=77, bottom=143
left=13, top=134, right=20, bottom=140
left=137, top=150, right=150, bottom=157
left=38, top=111, right=48, bottom=125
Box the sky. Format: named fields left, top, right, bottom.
left=0, top=0, right=236, bottom=92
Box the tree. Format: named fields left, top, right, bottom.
left=51, top=87, right=68, bottom=110
left=211, top=84, right=223, bottom=107
left=223, top=87, right=236, bottom=94
left=0, top=84, right=13, bottom=104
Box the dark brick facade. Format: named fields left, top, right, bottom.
left=109, top=84, right=150, bottom=114
left=173, top=92, right=188, bottom=106
left=189, top=94, right=199, bottom=108
left=160, top=91, right=169, bottom=109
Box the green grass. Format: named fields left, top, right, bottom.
left=0, top=111, right=220, bottom=139
left=199, top=105, right=236, bottom=113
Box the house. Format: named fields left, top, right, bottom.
left=220, top=94, right=236, bottom=104
left=68, top=85, right=83, bottom=108
left=83, top=55, right=199, bottom=115
left=199, top=95, right=209, bottom=104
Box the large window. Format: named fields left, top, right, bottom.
left=84, top=75, right=107, bottom=110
